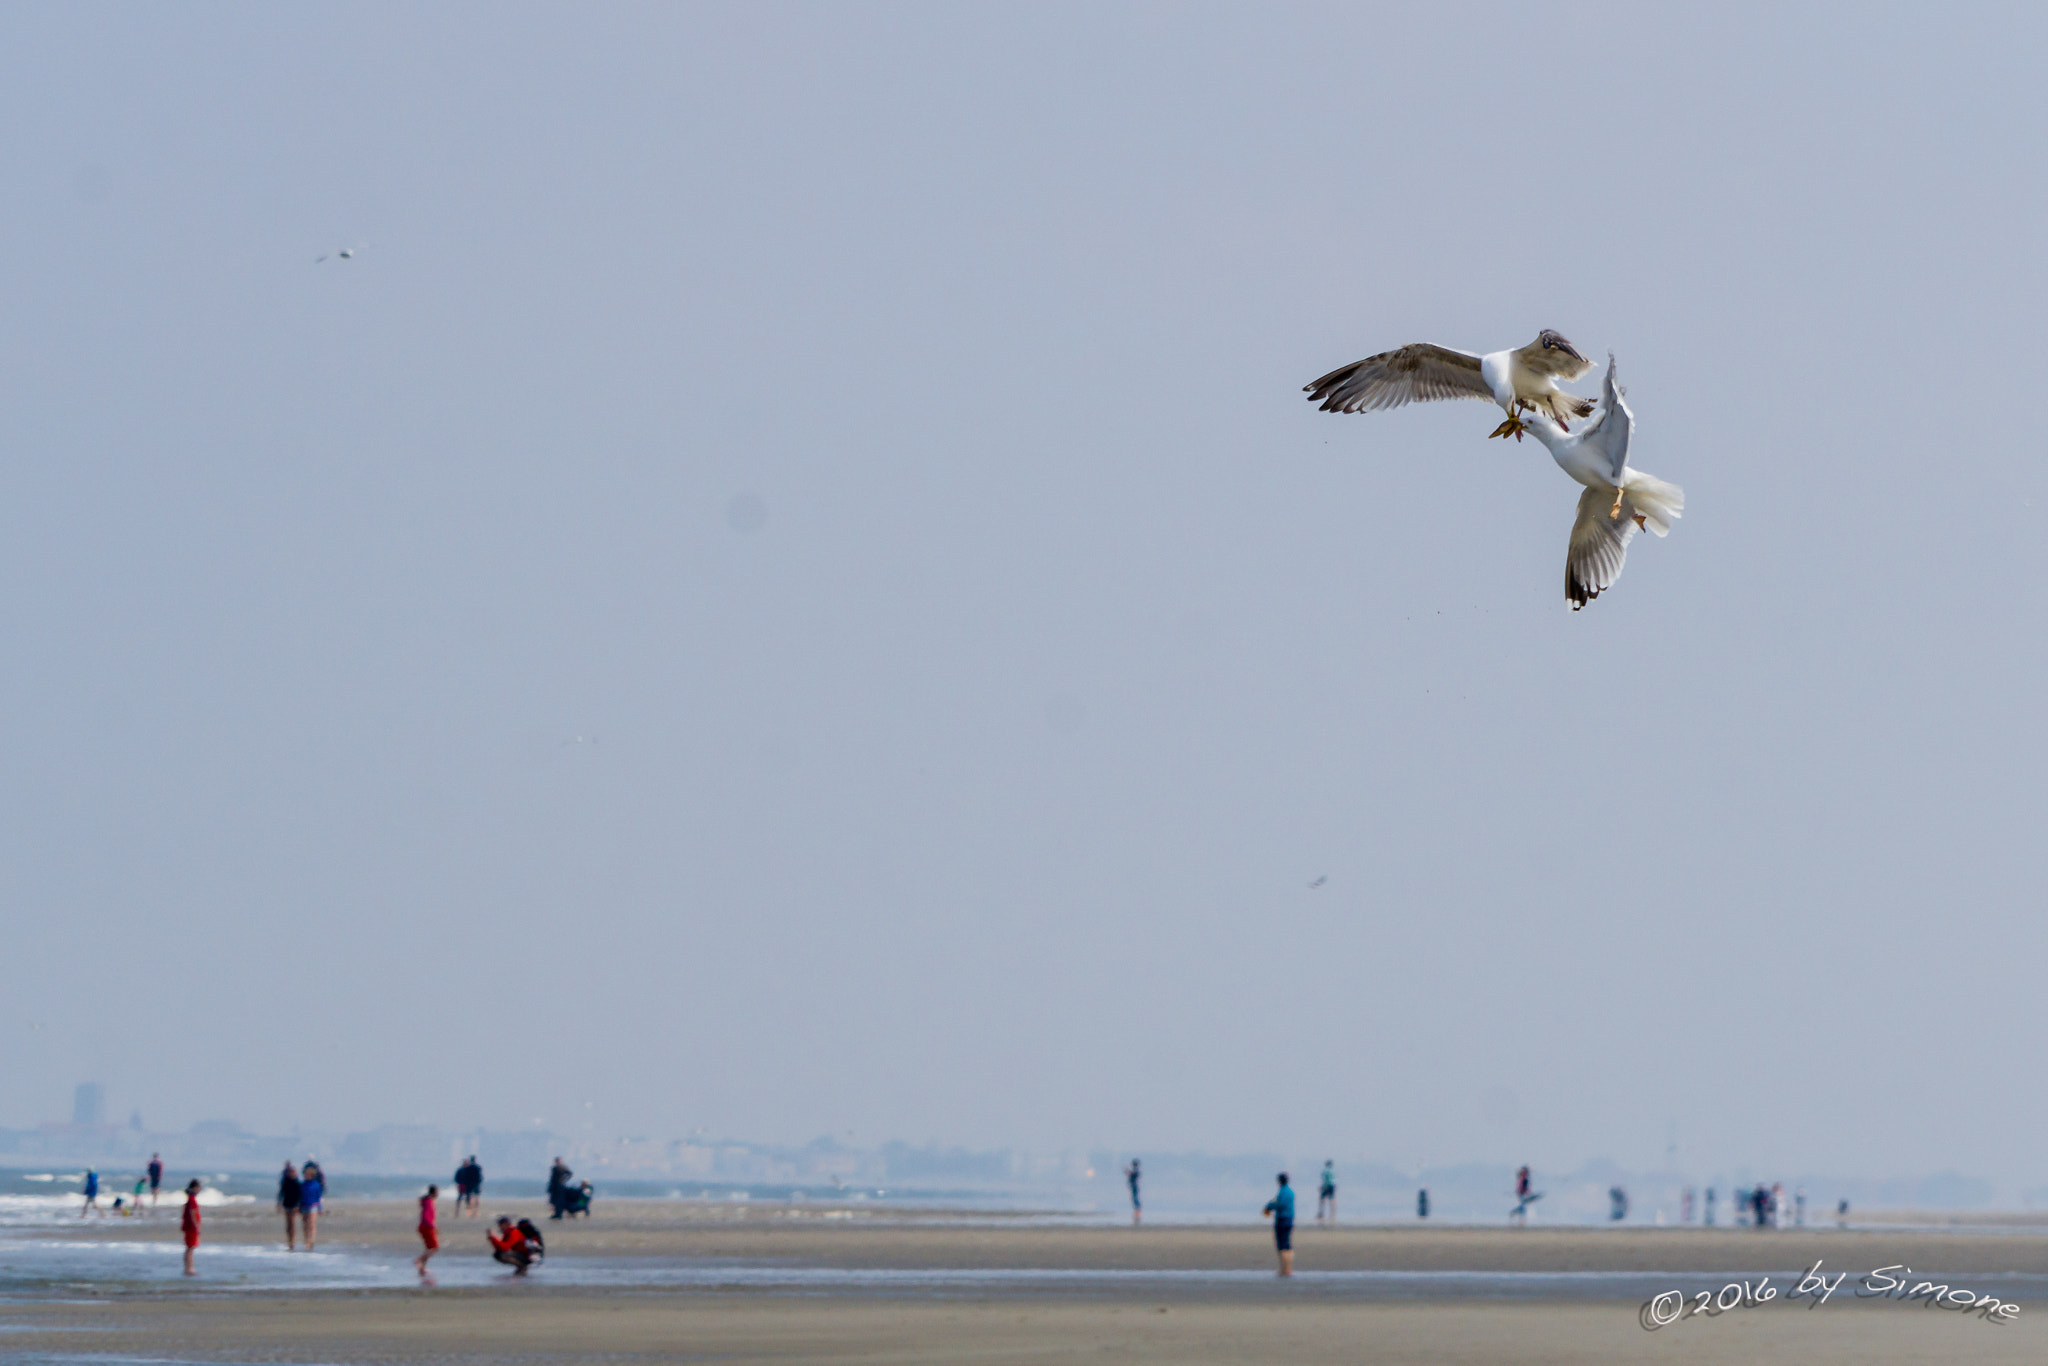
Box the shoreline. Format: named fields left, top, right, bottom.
left=17, top=1197, right=2048, bottom=1272
left=8, top=1204, right=2045, bottom=1363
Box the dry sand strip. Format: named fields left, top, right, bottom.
left=4, top=1291, right=2045, bottom=1366
left=39, top=1199, right=2048, bottom=1275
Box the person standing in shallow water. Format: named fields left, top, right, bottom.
left=276, top=1163, right=302, bottom=1249
left=1316, top=1161, right=1337, bottom=1222
left=299, top=1160, right=325, bottom=1249
left=180, top=1179, right=203, bottom=1275
left=1124, top=1160, right=1141, bottom=1225
left=147, top=1154, right=163, bottom=1207
left=414, top=1184, right=440, bottom=1282
left=1264, top=1173, right=1295, bottom=1276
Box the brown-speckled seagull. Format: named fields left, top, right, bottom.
left=1303, top=331, right=1596, bottom=441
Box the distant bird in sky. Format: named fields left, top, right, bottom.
left=1305, top=331, right=1596, bottom=441
left=1308, top=876, right=1327, bottom=889
left=562, top=735, right=598, bottom=747
left=315, top=246, right=362, bottom=263
left=1520, top=355, right=1684, bottom=610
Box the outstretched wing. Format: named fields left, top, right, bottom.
left=1573, top=353, right=1634, bottom=482
left=1303, top=344, right=1490, bottom=413
left=1565, top=484, right=1639, bottom=610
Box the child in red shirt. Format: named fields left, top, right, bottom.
left=180, top=1179, right=203, bottom=1276
left=414, top=1184, right=440, bottom=1281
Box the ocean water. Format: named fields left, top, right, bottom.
left=0, top=1168, right=1005, bottom=1218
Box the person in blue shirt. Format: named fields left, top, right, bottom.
left=81, top=1169, right=101, bottom=1216
left=1263, top=1172, right=1295, bottom=1277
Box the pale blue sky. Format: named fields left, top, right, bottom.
left=5, top=3, right=2045, bottom=1187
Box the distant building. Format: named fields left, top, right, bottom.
left=73, top=1083, right=106, bottom=1127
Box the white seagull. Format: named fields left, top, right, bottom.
left=1521, top=354, right=1683, bottom=610
left=1305, top=331, right=1597, bottom=440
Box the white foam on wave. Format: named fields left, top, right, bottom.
left=0, top=1191, right=254, bottom=1227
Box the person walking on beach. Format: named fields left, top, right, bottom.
left=147, top=1154, right=163, bottom=1207
left=299, top=1159, right=325, bottom=1248
left=81, top=1169, right=101, bottom=1216
left=1510, top=1165, right=1540, bottom=1226
left=180, top=1179, right=203, bottom=1275
left=1124, top=1159, right=1142, bottom=1225
left=1316, top=1161, right=1337, bottom=1223
left=276, top=1162, right=303, bottom=1249
left=1704, top=1186, right=1716, bottom=1225
left=1263, top=1173, right=1295, bottom=1277
left=414, top=1184, right=440, bottom=1282
left=132, top=1174, right=148, bottom=1216
left=454, top=1156, right=483, bottom=1215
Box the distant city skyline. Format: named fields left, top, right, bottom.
left=8, top=1083, right=2031, bottom=1220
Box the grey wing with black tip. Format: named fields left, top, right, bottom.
left=1565, top=484, right=1640, bottom=610
left=1303, top=343, right=1491, bottom=413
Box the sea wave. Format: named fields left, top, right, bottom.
left=0, top=1190, right=255, bottom=1226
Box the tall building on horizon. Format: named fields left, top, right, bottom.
left=73, top=1082, right=105, bottom=1127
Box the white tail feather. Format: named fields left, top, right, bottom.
left=1621, top=471, right=1683, bottom=536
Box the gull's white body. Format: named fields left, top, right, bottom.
left=1521, top=355, right=1684, bottom=610
left=1478, top=350, right=1560, bottom=424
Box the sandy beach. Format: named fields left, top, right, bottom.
left=8, top=1200, right=2045, bottom=1363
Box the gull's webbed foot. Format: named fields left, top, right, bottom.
left=1488, top=413, right=1528, bottom=442
left=1608, top=486, right=1626, bottom=520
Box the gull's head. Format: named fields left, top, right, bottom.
left=1519, top=410, right=1568, bottom=451
left=1532, top=330, right=1587, bottom=367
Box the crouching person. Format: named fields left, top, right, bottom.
left=489, top=1215, right=543, bottom=1274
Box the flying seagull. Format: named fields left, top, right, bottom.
left=1521, top=354, right=1683, bottom=610
left=1305, top=332, right=1596, bottom=440
left=315, top=246, right=362, bottom=263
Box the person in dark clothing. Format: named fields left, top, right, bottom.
left=147, top=1155, right=163, bottom=1207
left=277, top=1163, right=303, bottom=1250
left=454, top=1157, right=483, bottom=1215
left=1510, top=1166, right=1541, bottom=1226
left=547, top=1157, right=578, bottom=1219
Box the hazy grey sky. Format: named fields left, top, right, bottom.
left=6, top=3, right=2045, bottom=1187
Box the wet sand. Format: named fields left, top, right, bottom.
left=11, top=1201, right=2047, bottom=1363
left=37, top=1196, right=2048, bottom=1273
